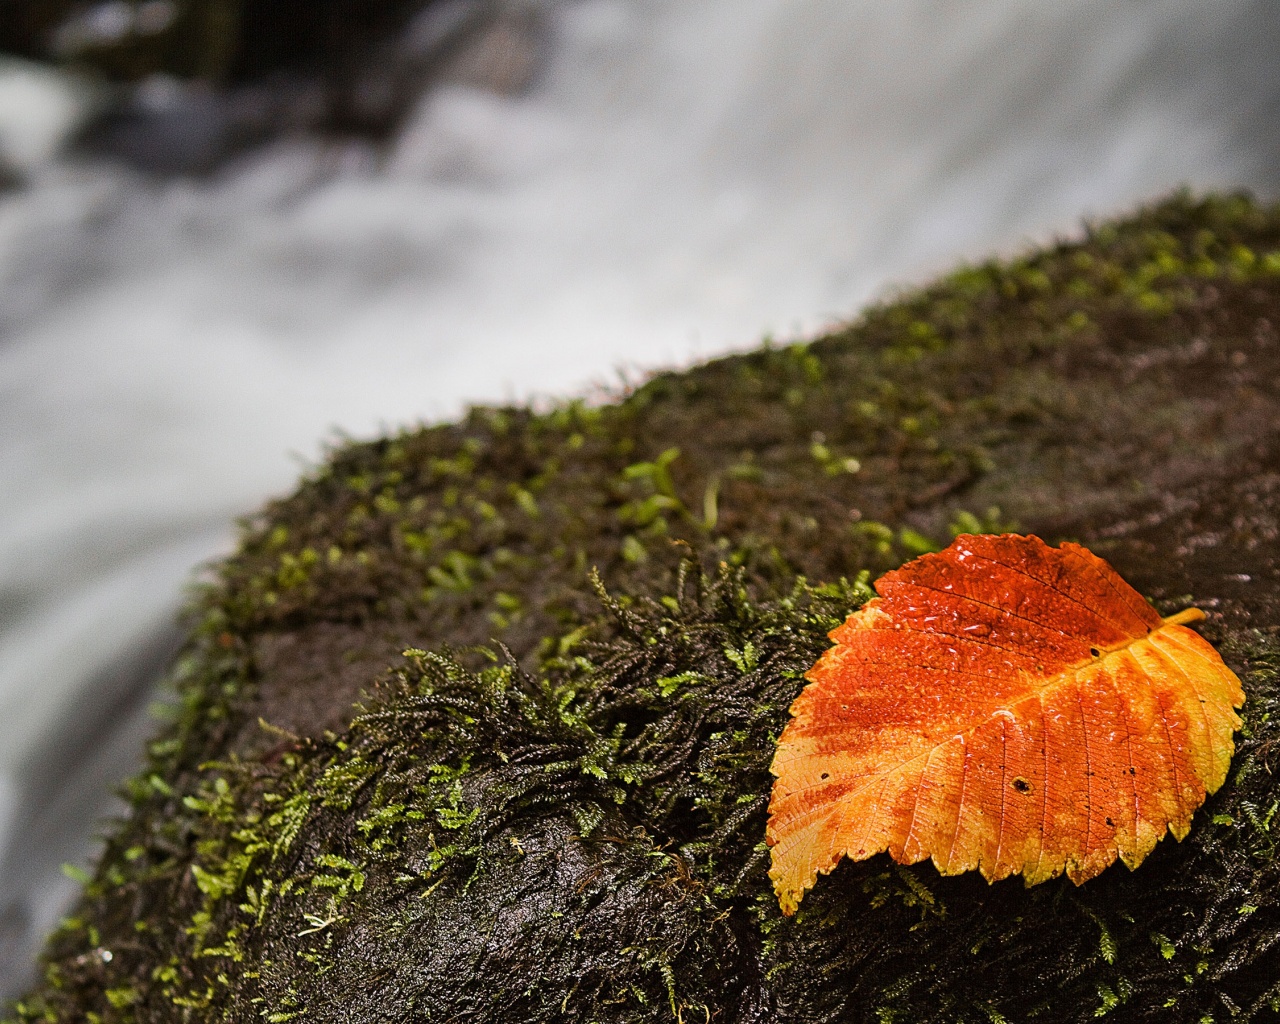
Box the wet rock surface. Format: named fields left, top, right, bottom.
left=2, top=0, right=546, bottom=173
left=8, top=194, right=1280, bottom=1022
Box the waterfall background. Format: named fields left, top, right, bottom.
left=2, top=0, right=1279, bottom=996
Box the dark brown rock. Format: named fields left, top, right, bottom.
left=10, top=192, right=1280, bottom=1023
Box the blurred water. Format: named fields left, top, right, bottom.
left=1, top=0, right=1279, bottom=993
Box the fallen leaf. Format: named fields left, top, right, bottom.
left=767, top=533, right=1244, bottom=915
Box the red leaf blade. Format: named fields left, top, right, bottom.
left=767, top=534, right=1244, bottom=914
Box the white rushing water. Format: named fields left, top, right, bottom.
left=1, top=0, right=1278, bottom=989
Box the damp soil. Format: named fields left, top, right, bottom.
left=9, top=192, right=1280, bottom=1024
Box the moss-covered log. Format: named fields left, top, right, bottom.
left=9, top=192, right=1280, bottom=1023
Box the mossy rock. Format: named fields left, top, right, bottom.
left=10, top=192, right=1280, bottom=1023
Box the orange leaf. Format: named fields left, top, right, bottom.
left=766, top=533, right=1244, bottom=915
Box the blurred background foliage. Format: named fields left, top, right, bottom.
left=2, top=0, right=425, bottom=83
left=0, top=0, right=543, bottom=169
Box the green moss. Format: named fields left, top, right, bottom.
left=11, top=191, right=1280, bottom=1022
left=54, top=595, right=1271, bottom=1023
